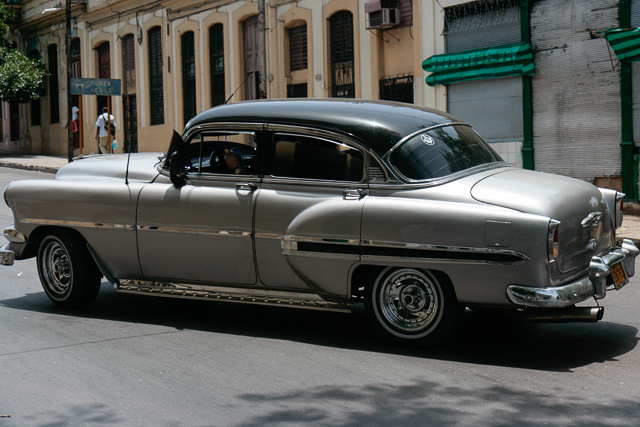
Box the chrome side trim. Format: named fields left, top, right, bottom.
left=4, top=225, right=26, bottom=243
left=117, top=280, right=353, bottom=313
left=21, top=218, right=135, bottom=230
left=137, top=225, right=251, bottom=237
left=281, top=240, right=360, bottom=261
left=362, top=239, right=529, bottom=265
left=284, top=235, right=359, bottom=245
left=255, top=233, right=283, bottom=240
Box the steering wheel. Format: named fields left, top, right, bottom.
left=210, top=149, right=230, bottom=174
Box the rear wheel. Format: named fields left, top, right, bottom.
left=37, top=230, right=101, bottom=308
left=365, top=267, right=463, bottom=347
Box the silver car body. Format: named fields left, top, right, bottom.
left=2, top=99, right=637, bottom=345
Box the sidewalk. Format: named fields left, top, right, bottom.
left=0, top=151, right=67, bottom=175
left=1, top=150, right=640, bottom=242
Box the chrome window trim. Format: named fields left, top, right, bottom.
left=21, top=218, right=135, bottom=230
left=261, top=176, right=369, bottom=188
left=181, top=122, right=264, bottom=141
left=269, top=131, right=367, bottom=184
left=384, top=122, right=509, bottom=185
left=266, top=124, right=391, bottom=183
left=137, top=225, right=251, bottom=237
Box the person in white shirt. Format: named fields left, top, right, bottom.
left=94, top=107, right=116, bottom=154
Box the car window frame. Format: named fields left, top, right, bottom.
left=160, top=122, right=263, bottom=180
left=384, top=123, right=507, bottom=185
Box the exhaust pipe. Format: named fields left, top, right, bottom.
left=522, top=306, right=604, bottom=323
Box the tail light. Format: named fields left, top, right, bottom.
left=548, top=219, right=561, bottom=262
left=615, top=192, right=625, bottom=229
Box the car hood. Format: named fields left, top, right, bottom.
left=471, top=168, right=614, bottom=273
left=55, top=153, right=164, bottom=183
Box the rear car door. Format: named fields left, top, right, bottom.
left=136, top=126, right=260, bottom=285
left=254, top=127, right=368, bottom=298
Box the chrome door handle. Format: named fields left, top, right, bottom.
left=341, top=189, right=366, bottom=200
left=235, top=182, right=258, bottom=192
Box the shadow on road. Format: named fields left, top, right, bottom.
left=1, top=282, right=637, bottom=374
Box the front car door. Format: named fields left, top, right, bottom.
left=136, top=125, right=261, bottom=285
left=254, top=127, right=368, bottom=299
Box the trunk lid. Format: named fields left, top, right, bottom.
left=471, top=168, right=614, bottom=273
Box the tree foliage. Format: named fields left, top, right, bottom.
left=0, top=4, right=47, bottom=104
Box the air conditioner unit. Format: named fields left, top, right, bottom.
left=365, top=1, right=400, bottom=29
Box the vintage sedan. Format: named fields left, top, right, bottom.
left=1, top=99, right=638, bottom=347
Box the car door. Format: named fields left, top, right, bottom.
left=136, top=127, right=261, bottom=285
left=254, top=127, right=368, bottom=298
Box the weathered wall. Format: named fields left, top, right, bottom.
left=531, top=0, right=621, bottom=181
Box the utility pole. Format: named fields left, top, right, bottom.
left=65, top=0, right=73, bottom=162
left=257, top=0, right=267, bottom=99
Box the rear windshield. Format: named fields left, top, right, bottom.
left=389, top=125, right=502, bottom=181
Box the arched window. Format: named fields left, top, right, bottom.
left=329, top=11, right=354, bottom=98
left=181, top=31, right=196, bottom=124
left=48, top=44, right=60, bottom=123
left=209, top=23, right=225, bottom=107
left=148, top=26, right=164, bottom=126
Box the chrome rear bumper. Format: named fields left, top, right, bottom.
left=1, top=226, right=26, bottom=266
left=507, top=239, right=639, bottom=308
left=0, top=244, right=15, bottom=266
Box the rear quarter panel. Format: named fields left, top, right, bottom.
left=361, top=182, right=552, bottom=307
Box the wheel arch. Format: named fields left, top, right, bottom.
left=350, top=264, right=459, bottom=304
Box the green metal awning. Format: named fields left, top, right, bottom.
left=601, top=28, right=640, bottom=62
left=422, top=41, right=535, bottom=86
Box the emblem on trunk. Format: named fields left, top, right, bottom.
left=581, top=212, right=602, bottom=228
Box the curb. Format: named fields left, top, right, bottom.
left=0, top=161, right=59, bottom=175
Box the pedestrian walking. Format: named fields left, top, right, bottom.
left=65, top=106, right=80, bottom=148
left=95, top=107, right=116, bottom=154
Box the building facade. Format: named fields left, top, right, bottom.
left=1, top=0, right=638, bottom=197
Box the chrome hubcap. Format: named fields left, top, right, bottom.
left=378, top=269, right=439, bottom=332
left=40, top=240, right=72, bottom=296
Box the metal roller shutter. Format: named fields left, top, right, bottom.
left=531, top=0, right=620, bottom=180
left=632, top=0, right=640, bottom=146
left=444, top=0, right=523, bottom=160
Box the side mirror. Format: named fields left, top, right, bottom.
left=170, top=151, right=186, bottom=188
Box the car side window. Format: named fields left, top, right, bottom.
left=187, top=132, right=257, bottom=175
left=270, top=134, right=364, bottom=182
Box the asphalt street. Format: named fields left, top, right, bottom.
left=0, top=167, right=639, bottom=426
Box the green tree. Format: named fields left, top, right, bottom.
left=0, top=4, right=47, bottom=103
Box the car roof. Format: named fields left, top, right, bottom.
left=186, top=99, right=460, bottom=155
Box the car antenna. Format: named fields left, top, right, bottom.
left=223, top=75, right=249, bottom=105
left=125, top=147, right=132, bottom=185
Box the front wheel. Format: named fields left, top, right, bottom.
left=37, top=230, right=101, bottom=308
left=365, top=267, right=463, bottom=347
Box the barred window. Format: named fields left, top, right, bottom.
left=380, top=74, right=413, bottom=104
left=289, top=24, right=307, bottom=72
left=48, top=44, right=59, bottom=124
left=287, top=83, right=307, bottom=98
left=209, top=23, right=225, bottom=107
left=148, top=26, right=164, bottom=126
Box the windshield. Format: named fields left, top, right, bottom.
left=389, top=125, right=503, bottom=181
